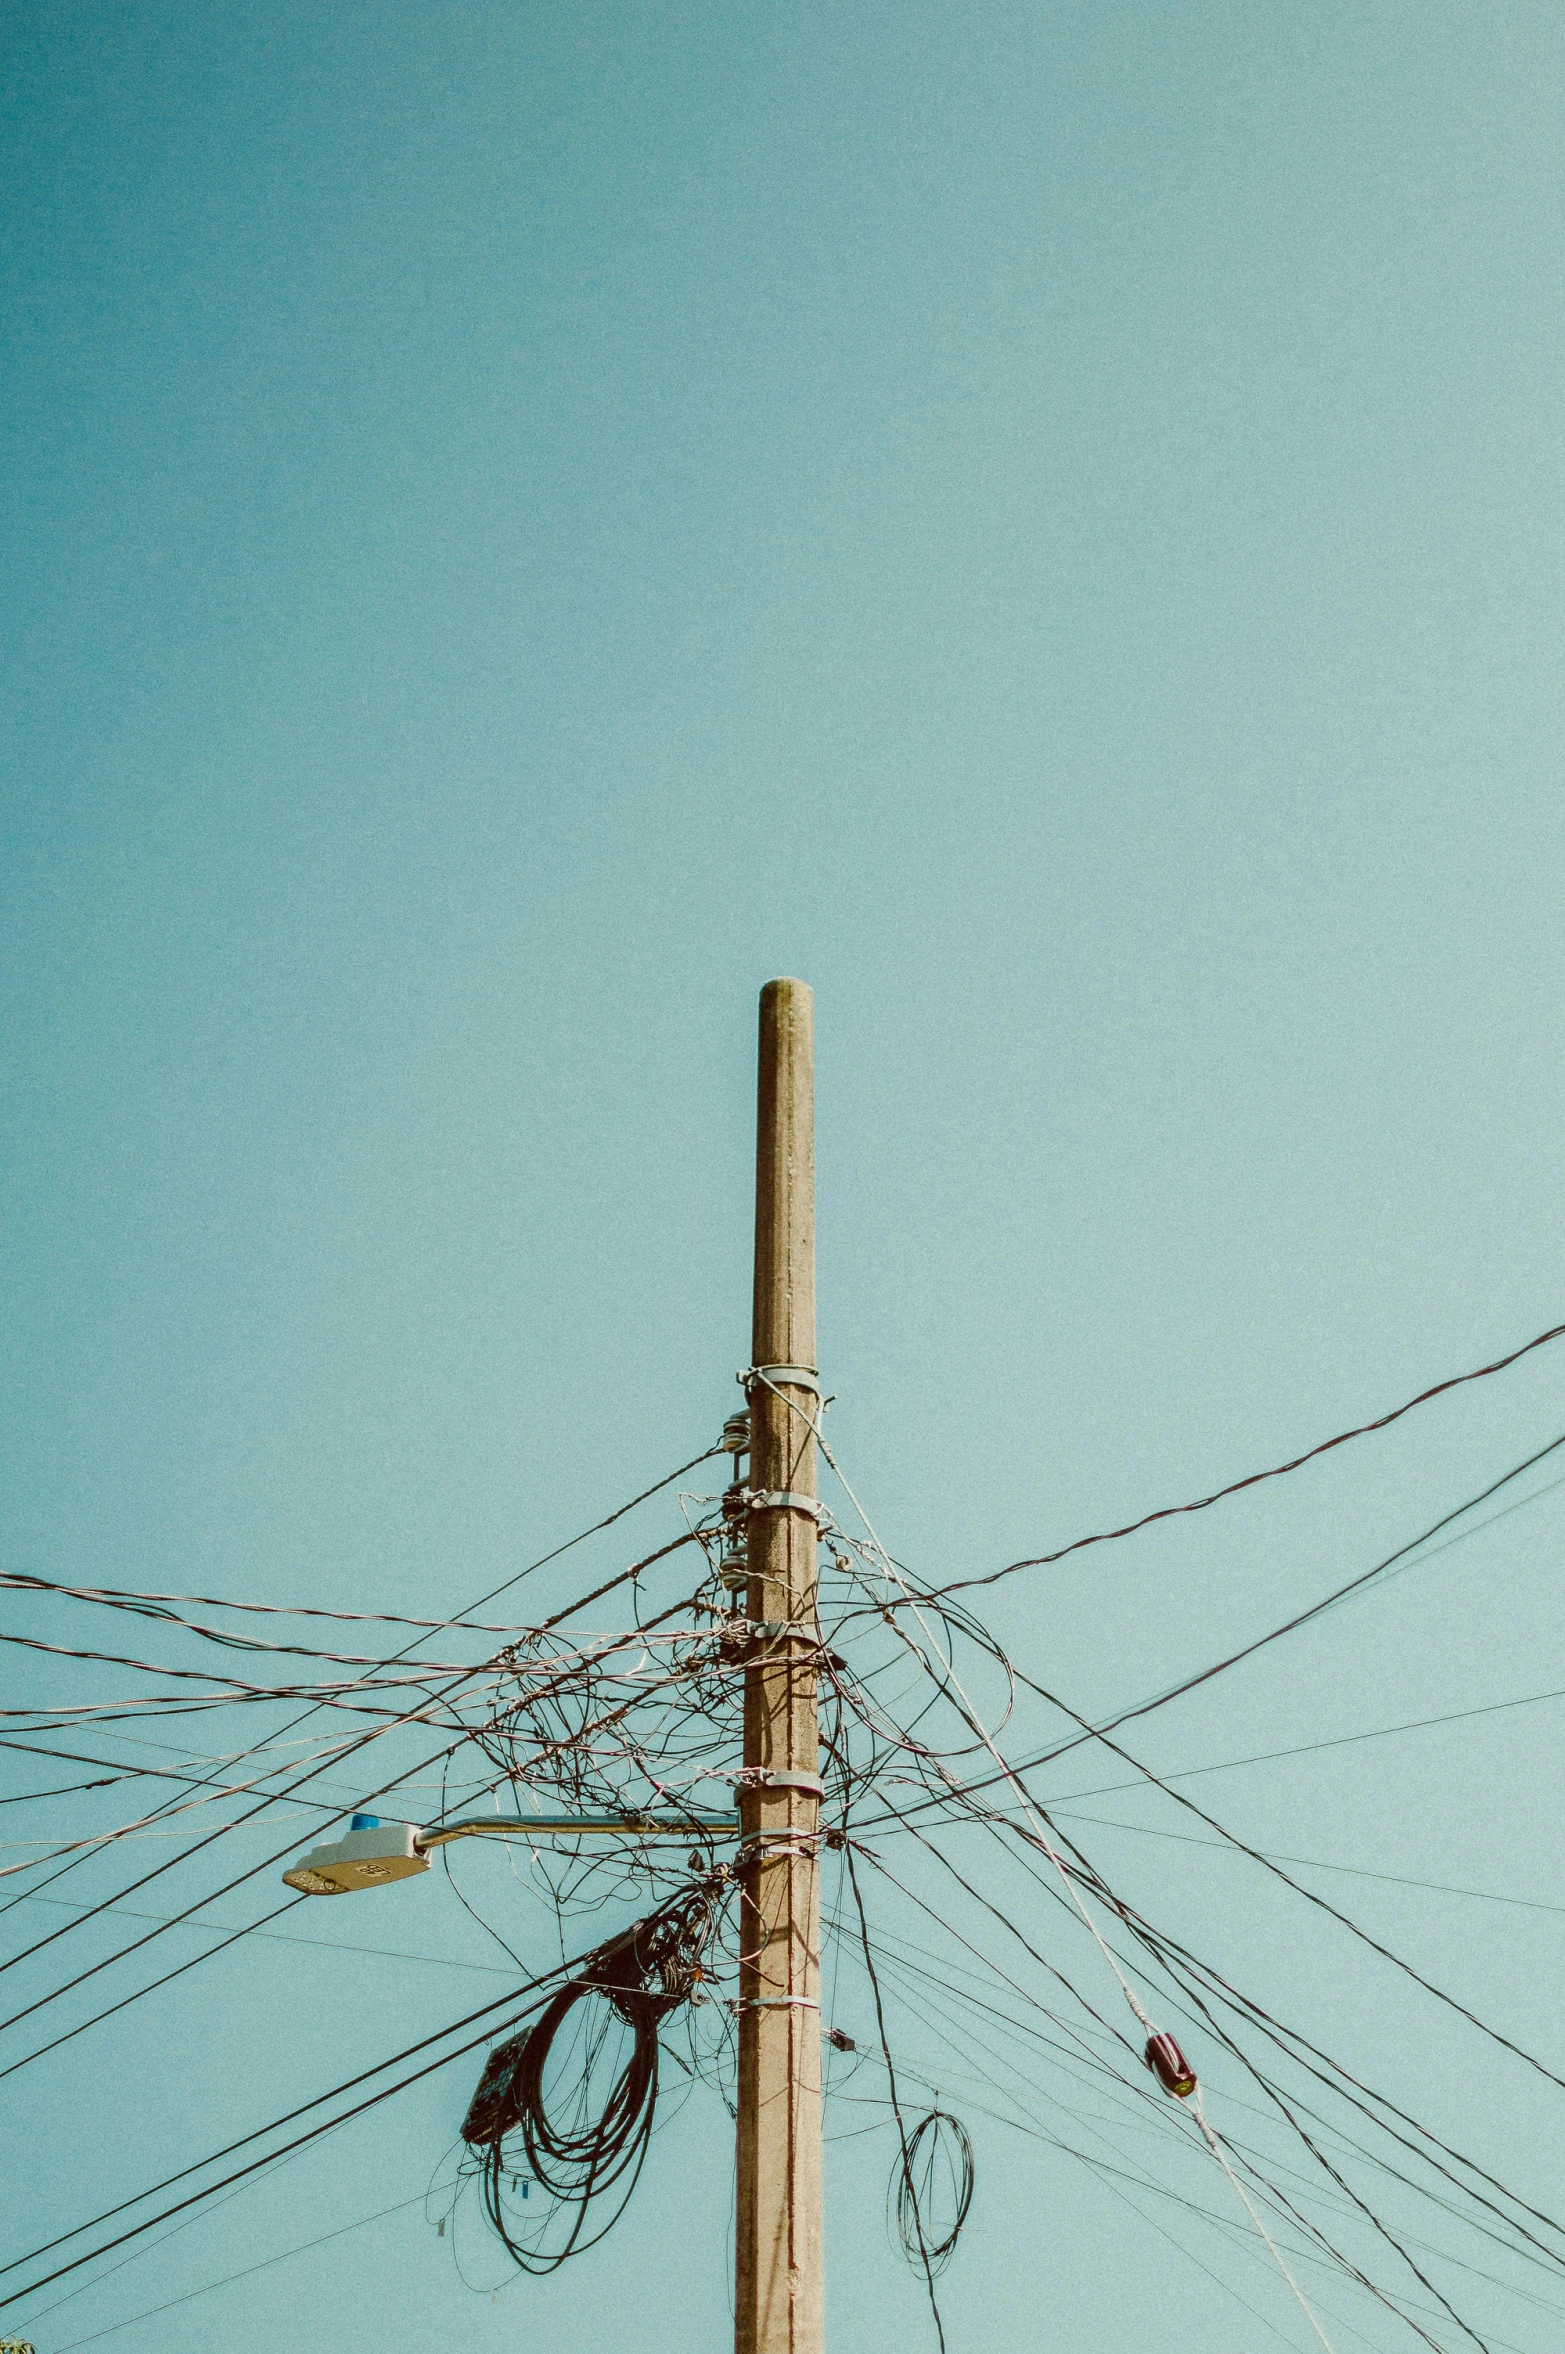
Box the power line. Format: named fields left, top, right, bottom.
left=940, top=1318, right=1565, bottom=1597
left=1049, top=1679, right=1565, bottom=1807
left=872, top=1433, right=1565, bottom=1837
left=11, top=1889, right=520, bottom=1972
left=0, top=1529, right=704, bottom=2036
left=0, top=1945, right=594, bottom=2300
left=1054, top=1808, right=1565, bottom=1919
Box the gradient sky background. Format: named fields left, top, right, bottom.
left=6, top=5, right=1565, bottom=2350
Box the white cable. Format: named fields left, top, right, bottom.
left=1193, top=2094, right=1339, bottom=2352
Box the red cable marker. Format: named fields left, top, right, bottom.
left=1144, top=2031, right=1197, bottom=2101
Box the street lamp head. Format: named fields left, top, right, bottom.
left=282, top=1818, right=429, bottom=1896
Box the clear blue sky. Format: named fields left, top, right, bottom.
left=5, top=5, right=1565, bottom=2350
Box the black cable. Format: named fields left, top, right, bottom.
left=0, top=1725, right=462, bottom=2035
left=870, top=1429, right=1565, bottom=1837
left=1052, top=1427, right=1565, bottom=1759
left=939, top=1320, right=1565, bottom=1596
left=888, top=1794, right=1500, bottom=2346
left=0, top=1445, right=719, bottom=1651
left=1068, top=1870, right=1489, bottom=2353
left=1047, top=1678, right=1565, bottom=1809
left=842, top=1838, right=947, bottom=2354
left=0, top=1749, right=267, bottom=1926
left=0, top=1444, right=714, bottom=1985
left=0, top=1733, right=349, bottom=1822
left=861, top=1726, right=1565, bottom=2288
left=0, top=1941, right=607, bottom=2301
left=979, top=1798, right=1565, bottom=2269
left=982, top=1659, right=1565, bottom=2100
left=826, top=1511, right=1565, bottom=2314
left=890, top=2109, right=973, bottom=2275
left=1, top=1999, right=549, bottom=2323
left=0, top=1896, right=306, bottom=2084
left=0, top=1776, right=123, bottom=1806
left=460, top=1887, right=718, bottom=2274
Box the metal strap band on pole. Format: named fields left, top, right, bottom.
left=746, top=1490, right=824, bottom=1521
left=744, top=1364, right=821, bottom=1396
left=735, top=1830, right=822, bottom=1871
left=731, top=1770, right=825, bottom=1799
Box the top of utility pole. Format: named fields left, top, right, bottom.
left=752, top=979, right=815, bottom=1377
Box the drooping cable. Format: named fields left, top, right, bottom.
left=937, top=1317, right=1565, bottom=1596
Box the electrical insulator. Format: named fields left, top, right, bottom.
left=721, top=1412, right=750, bottom=1454
left=719, top=1549, right=748, bottom=1589
left=1144, top=2030, right=1197, bottom=2100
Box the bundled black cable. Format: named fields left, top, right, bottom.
left=890, top=2109, right=974, bottom=2278
left=459, top=1883, right=719, bottom=2274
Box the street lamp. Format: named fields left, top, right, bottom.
left=281, top=1808, right=741, bottom=1896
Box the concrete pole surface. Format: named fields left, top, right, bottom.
left=735, top=978, right=823, bottom=2354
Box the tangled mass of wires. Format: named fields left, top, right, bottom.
left=456, top=1886, right=724, bottom=2272
left=6, top=1318, right=1565, bottom=2352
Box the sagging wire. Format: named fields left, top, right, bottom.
left=934, top=1316, right=1565, bottom=1598
left=943, top=1786, right=1502, bottom=2350
left=885, top=1718, right=1512, bottom=2348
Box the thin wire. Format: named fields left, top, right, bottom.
left=1054, top=1808, right=1565, bottom=1920
left=842, top=1840, right=947, bottom=2353
left=868, top=1437, right=1565, bottom=1837
left=0, top=1535, right=701, bottom=2038
left=1049, top=1676, right=1565, bottom=1808
left=48, top=2193, right=428, bottom=2351
left=0, top=1947, right=596, bottom=2301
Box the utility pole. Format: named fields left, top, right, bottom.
left=735, top=977, right=824, bottom=2354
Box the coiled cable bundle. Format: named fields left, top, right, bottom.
left=460, top=1884, right=720, bottom=2273
left=890, top=2108, right=975, bottom=2279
